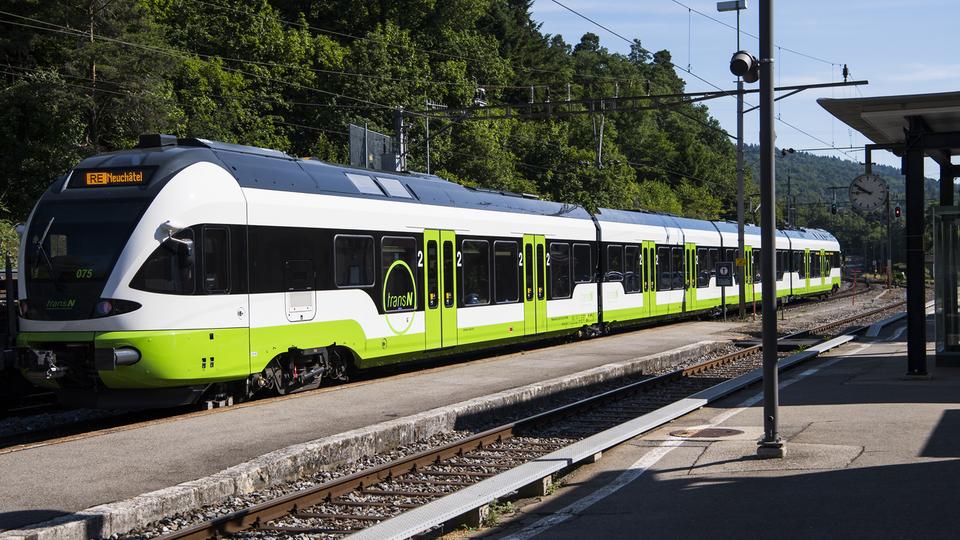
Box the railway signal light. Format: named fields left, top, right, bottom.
left=895, top=206, right=901, bottom=218
left=729, top=50, right=759, bottom=83
left=831, top=203, right=837, bottom=214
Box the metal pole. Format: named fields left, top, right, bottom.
left=363, top=122, right=369, bottom=169
left=757, top=0, right=784, bottom=458
left=904, top=118, right=926, bottom=376
left=737, top=80, right=746, bottom=319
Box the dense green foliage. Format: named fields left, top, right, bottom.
left=0, top=0, right=927, bottom=267
left=0, top=0, right=738, bottom=231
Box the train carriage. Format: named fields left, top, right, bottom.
left=14, top=135, right=842, bottom=408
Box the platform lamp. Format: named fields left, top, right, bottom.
left=718, top=0, right=750, bottom=319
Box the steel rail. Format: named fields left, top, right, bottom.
left=160, top=299, right=906, bottom=540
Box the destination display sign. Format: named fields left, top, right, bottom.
left=69, top=168, right=153, bottom=188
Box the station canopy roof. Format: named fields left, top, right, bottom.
left=818, top=91, right=960, bottom=163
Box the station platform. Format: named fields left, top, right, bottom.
left=0, top=318, right=744, bottom=534
left=482, top=314, right=959, bottom=539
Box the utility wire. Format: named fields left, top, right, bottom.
left=669, top=0, right=840, bottom=66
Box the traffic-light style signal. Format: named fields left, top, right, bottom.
left=831, top=203, right=837, bottom=214
left=729, top=50, right=759, bottom=83
left=895, top=206, right=901, bottom=218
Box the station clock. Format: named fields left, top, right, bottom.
left=848, top=174, right=888, bottom=212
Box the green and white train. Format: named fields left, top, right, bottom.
left=15, top=135, right=841, bottom=407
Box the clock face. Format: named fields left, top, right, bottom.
left=848, top=174, right=888, bottom=211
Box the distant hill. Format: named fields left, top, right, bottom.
left=744, top=144, right=939, bottom=207
left=741, top=145, right=940, bottom=271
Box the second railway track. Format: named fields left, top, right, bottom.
left=153, top=300, right=904, bottom=540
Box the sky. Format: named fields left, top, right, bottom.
left=530, top=0, right=958, bottom=177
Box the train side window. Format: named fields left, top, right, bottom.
left=624, top=245, right=640, bottom=293
left=606, top=245, right=623, bottom=281
left=461, top=240, right=490, bottom=305
left=723, top=248, right=739, bottom=285
left=696, top=248, right=713, bottom=288
left=573, top=243, right=592, bottom=283
left=810, top=252, right=820, bottom=278
left=334, top=235, right=375, bottom=287
left=131, top=229, right=196, bottom=295
left=549, top=242, right=572, bottom=299
left=656, top=246, right=671, bottom=291
left=536, top=243, right=545, bottom=300
left=443, top=241, right=454, bottom=307
left=776, top=250, right=786, bottom=280
left=753, top=249, right=763, bottom=283
left=203, top=226, right=230, bottom=293
left=671, top=247, right=684, bottom=290
left=494, top=241, right=519, bottom=304
left=793, top=250, right=806, bottom=278
left=283, top=259, right=313, bottom=291
left=382, top=236, right=418, bottom=312
left=427, top=240, right=438, bottom=308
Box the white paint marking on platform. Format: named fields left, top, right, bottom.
left=503, top=347, right=865, bottom=540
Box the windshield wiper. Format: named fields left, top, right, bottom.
left=33, top=217, right=57, bottom=281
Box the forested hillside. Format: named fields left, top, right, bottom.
left=0, top=1, right=922, bottom=266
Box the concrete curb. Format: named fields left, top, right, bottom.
left=1, top=340, right=726, bottom=540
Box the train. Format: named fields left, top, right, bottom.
left=13, top=134, right=842, bottom=408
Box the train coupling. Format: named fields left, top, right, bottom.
left=16, top=348, right=67, bottom=379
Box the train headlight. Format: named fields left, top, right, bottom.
left=93, top=298, right=141, bottom=317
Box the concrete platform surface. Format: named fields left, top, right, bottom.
left=0, top=320, right=742, bottom=533
left=481, top=316, right=960, bottom=540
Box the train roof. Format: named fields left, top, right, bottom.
left=75, top=136, right=593, bottom=221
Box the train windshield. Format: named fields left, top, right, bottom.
left=24, top=199, right=147, bottom=320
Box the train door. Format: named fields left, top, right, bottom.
left=743, top=245, right=754, bottom=303
left=684, top=243, right=697, bottom=311
left=423, top=230, right=441, bottom=350
left=820, top=249, right=828, bottom=287
left=642, top=241, right=656, bottom=317
left=804, top=248, right=811, bottom=290
left=522, top=234, right=547, bottom=334
left=440, top=230, right=458, bottom=348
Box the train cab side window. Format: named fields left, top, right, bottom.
left=382, top=236, right=418, bottom=312
left=572, top=243, right=592, bottom=283
left=494, top=241, right=519, bottom=303
left=461, top=240, right=490, bottom=305
left=283, top=259, right=314, bottom=291
left=203, top=226, right=230, bottom=293
left=335, top=235, right=375, bottom=287
left=131, top=229, right=196, bottom=295
left=624, top=245, right=640, bottom=293
left=549, top=242, right=572, bottom=299
left=606, top=245, right=623, bottom=281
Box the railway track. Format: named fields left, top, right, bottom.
left=156, top=300, right=903, bottom=540
left=1, top=284, right=895, bottom=454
